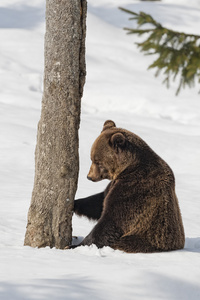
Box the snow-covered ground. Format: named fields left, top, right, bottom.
left=0, top=0, right=200, bottom=299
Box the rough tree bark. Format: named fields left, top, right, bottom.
left=24, top=0, right=87, bottom=249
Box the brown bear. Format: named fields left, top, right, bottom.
left=71, top=120, right=185, bottom=253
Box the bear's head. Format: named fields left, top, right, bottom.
left=87, top=120, right=144, bottom=182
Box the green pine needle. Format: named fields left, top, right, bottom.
left=119, top=7, right=200, bottom=94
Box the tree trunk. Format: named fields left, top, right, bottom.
left=24, top=0, right=87, bottom=249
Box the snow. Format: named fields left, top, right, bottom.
left=0, top=0, right=200, bottom=299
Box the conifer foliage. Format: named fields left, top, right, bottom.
left=119, top=7, right=200, bottom=94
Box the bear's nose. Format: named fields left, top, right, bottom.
left=87, top=175, right=92, bottom=181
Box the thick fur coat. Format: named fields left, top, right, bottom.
left=71, top=120, right=185, bottom=253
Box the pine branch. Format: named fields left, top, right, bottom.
left=119, top=7, right=200, bottom=94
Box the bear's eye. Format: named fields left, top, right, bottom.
left=95, top=161, right=103, bottom=170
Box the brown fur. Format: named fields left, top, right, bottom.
left=72, top=120, right=185, bottom=253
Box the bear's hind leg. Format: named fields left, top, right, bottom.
left=114, top=235, right=159, bottom=253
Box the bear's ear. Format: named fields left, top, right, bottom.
left=110, top=132, right=126, bottom=152
left=102, top=120, right=116, bottom=132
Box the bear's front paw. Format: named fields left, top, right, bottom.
left=64, top=244, right=78, bottom=250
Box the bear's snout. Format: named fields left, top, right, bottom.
left=87, top=175, right=93, bottom=181
left=87, top=163, right=101, bottom=182
left=87, top=173, right=99, bottom=182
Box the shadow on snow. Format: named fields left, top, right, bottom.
left=0, top=277, right=103, bottom=300
left=184, top=237, right=200, bottom=253
left=0, top=271, right=200, bottom=300
left=0, top=5, right=45, bottom=29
